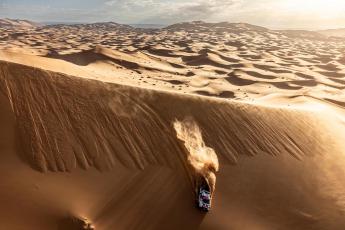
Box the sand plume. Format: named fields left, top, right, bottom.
left=174, top=118, right=219, bottom=173
left=58, top=216, right=95, bottom=230
left=174, top=118, right=218, bottom=194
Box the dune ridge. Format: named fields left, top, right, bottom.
left=1, top=60, right=339, bottom=172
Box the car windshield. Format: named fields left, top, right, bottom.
left=201, top=190, right=210, bottom=195
left=201, top=191, right=210, bottom=200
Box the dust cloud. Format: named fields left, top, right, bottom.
left=174, top=118, right=218, bottom=196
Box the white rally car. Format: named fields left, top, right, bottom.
left=197, top=186, right=211, bottom=211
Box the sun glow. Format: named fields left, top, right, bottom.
left=280, top=0, right=345, bottom=17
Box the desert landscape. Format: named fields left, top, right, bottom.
left=1, top=17, right=345, bottom=230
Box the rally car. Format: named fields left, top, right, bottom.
left=197, top=185, right=211, bottom=212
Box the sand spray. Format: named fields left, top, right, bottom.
left=173, top=117, right=218, bottom=196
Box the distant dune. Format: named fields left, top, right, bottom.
left=0, top=18, right=40, bottom=28
left=1, top=20, right=345, bottom=230
left=130, top=24, right=166, bottom=29
left=318, top=28, right=345, bottom=38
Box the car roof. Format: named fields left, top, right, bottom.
left=200, top=189, right=210, bottom=194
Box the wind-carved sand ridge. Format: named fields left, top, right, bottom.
left=1, top=20, right=345, bottom=229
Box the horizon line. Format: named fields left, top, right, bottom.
left=1, top=17, right=345, bottom=31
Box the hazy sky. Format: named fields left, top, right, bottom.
left=1, top=0, right=345, bottom=29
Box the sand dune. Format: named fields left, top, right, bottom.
left=1, top=20, right=345, bottom=229
left=318, top=28, right=345, bottom=38
left=0, top=18, right=39, bottom=28
left=2, top=20, right=344, bottom=102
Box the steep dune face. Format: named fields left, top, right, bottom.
left=1, top=60, right=345, bottom=229
left=0, top=60, right=185, bottom=172
left=1, top=60, right=341, bottom=172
